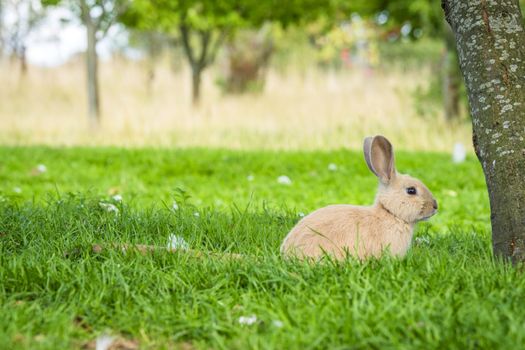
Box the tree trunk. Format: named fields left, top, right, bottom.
left=180, top=25, right=216, bottom=106
left=191, top=66, right=202, bottom=106
left=442, top=0, right=525, bottom=263
left=86, top=20, right=100, bottom=128
left=442, top=24, right=461, bottom=120
left=19, top=45, right=27, bottom=76
left=0, top=1, right=4, bottom=57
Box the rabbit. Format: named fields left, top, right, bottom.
left=281, top=135, right=438, bottom=260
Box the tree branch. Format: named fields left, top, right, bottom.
left=97, top=0, right=130, bottom=39
left=93, top=0, right=107, bottom=29
left=79, top=0, right=92, bottom=26
left=180, top=24, right=196, bottom=67
left=197, top=30, right=211, bottom=68
left=205, top=29, right=227, bottom=66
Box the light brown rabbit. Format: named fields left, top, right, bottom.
left=281, top=135, right=438, bottom=260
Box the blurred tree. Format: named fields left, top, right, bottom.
left=338, top=0, right=463, bottom=120
left=443, top=0, right=525, bottom=263
left=42, top=0, right=129, bottom=128
left=123, top=0, right=338, bottom=105
left=123, top=0, right=239, bottom=105
left=218, top=24, right=274, bottom=94
left=348, top=0, right=525, bottom=120
left=441, top=23, right=462, bottom=119
left=2, top=0, right=46, bottom=75
left=0, top=0, right=4, bottom=55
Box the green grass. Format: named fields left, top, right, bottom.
left=3, top=146, right=523, bottom=349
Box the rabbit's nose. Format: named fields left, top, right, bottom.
left=432, top=200, right=438, bottom=210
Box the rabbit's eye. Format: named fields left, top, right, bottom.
left=406, top=187, right=417, bottom=195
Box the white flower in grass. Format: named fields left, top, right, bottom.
left=247, top=174, right=254, bottom=181
left=298, top=212, right=305, bottom=217
left=13, top=187, right=22, bottom=194
left=36, top=164, right=47, bottom=173
left=167, top=234, right=189, bottom=250
left=272, top=320, right=284, bottom=328
left=452, top=142, right=466, bottom=163
left=99, top=202, right=119, bottom=214
left=95, top=334, right=114, bottom=350
left=238, top=315, right=257, bottom=325
left=415, top=236, right=431, bottom=246
left=328, top=163, right=338, bottom=171
left=112, top=194, right=122, bottom=202
left=172, top=201, right=179, bottom=211
left=277, top=175, right=292, bottom=185
left=194, top=212, right=200, bottom=217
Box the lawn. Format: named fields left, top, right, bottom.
left=2, top=146, right=524, bottom=349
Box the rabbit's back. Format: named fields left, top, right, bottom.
left=281, top=204, right=413, bottom=260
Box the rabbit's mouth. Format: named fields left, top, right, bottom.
left=420, top=209, right=437, bottom=221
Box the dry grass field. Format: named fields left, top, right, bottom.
left=1, top=58, right=472, bottom=151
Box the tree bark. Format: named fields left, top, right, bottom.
left=86, top=19, right=100, bottom=128
left=191, top=67, right=202, bottom=105
left=442, top=0, right=525, bottom=263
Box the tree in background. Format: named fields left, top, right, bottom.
left=124, top=0, right=339, bottom=105
left=347, top=0, right=463, bottom=120
left=442, top=0, right=525, bottom=263
left=43, top=0, right=128, bottom=128
left=2, top=0, right=46, bottom=75
left=219, top=24, right=274, bottom=94
left=217, top=1, right=349, bottom=95
left=0, top=0, right=4, bottom=55
left=124, top=0, right=243, bottom=106
left=368, top=0, right=524, bottom=120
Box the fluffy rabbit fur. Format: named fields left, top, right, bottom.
left=281, top=135, right=438, bottom=260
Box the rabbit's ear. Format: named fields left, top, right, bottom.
left=363, top=135, right=396, bottom=183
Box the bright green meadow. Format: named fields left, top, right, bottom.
left=1, top=146, right=524, bottom=349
